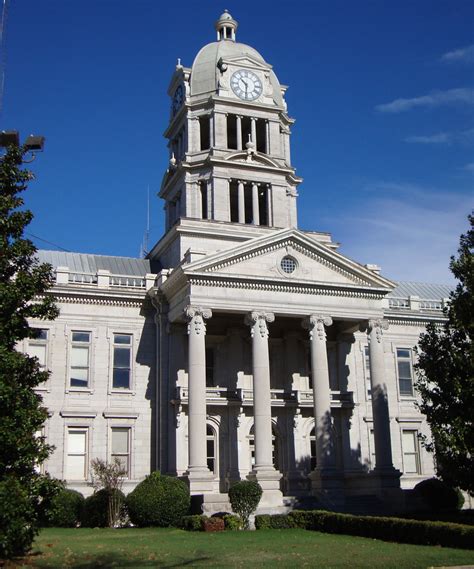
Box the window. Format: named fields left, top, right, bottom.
left=309, top=426, right=317, bottom=470
left=397, top=348, right=414, bottom=396
left=206, top=425, right=217, bottom=474
left=70, top=331, right=91, bottom=388
left=280, top=256, right=297, bottom=274
left=111, top=427, right=130, bottom=477
left=249, top=425, right=278, bottom=470
left=364, top=346, right=372, bottom=398
left=113, top=334, right=132, bottom=389
left=28, top=328, right=48, bottom=371
left=66, top=428, right=88, bottom=480
left=402, top=430, right=421, bottom=474
left=205, top=347, right=215, bottom=387
left=369, top=428, right=376, bottom=470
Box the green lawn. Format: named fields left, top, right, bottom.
left=14, top=527, right=474, bottom=568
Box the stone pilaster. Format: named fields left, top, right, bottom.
left=184, top=305, right=214, bottom=493
left=245, top=311, right=282, bottom=507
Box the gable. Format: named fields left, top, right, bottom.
left=184, top=230, right=394, bottom=290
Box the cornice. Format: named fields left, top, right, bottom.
left=39, top=287, right=146, bottom=308
left=385, top=315, right=447, bottom=326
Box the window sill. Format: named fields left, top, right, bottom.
left=109, top=389, right=135, bottom=396
left=66, top=388, right=94, bottom=394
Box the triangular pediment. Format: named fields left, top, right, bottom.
left=183, top=229, right=395, bottom=290
left=224, top=151, right=281, bottom=168
left=223, top=54, right=271, bottom=72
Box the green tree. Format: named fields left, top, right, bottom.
left=0, top=143, right=59, bottom=558
left=415, top=213, right=474, bottom=495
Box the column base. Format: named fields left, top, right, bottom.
left=310, top=467, right=345, bottom=508
left=183, top=468, right=215, bottom=495
left=370, top=466, right=402, bottom=489
left=247, top=467, right=283, bottom=508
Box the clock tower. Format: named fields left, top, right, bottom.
left=150, top=10, right=302, bottom=268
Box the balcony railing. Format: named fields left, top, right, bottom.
left=387, top=296, right=446, bottom=313
left=173, top=386, right=354, bottom=408
left=54, top=267, right=156, bottom=290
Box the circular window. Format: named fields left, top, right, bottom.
left=280, top=256, right=297, bottom=274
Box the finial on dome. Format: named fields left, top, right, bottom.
left=215, top=10, right=238, bottom=42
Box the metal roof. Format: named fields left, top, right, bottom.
left=36, top=250, right=151, bottom=276
left=388, top=281, right=452, bottom=300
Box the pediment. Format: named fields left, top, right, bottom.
left=184, top=229, right=394, bottom=290
left=224, top=151, right=280, bottom=168
left=223, top=55, right=270, bottom=72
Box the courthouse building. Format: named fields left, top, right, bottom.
left=29, top=12, right=451, bottom=510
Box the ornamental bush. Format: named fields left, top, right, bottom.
left=82, top=489, right=125, bottom=528
left=414, top=478, right=464, bottom=511
left=0, top=476, right=35, bottom=559
left=181, top=514, right=205, bottom=531
left=228, top=480, right=262, bottom=529
left=126, top=471, right=190, bottom=527
left=222, top=514, right=243, bottom=530
left=44, top=488, right=84, bottom=527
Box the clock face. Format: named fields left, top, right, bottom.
left=230, top=70, right=262, bottom=101
left=172, top=85, right=184, bottom=115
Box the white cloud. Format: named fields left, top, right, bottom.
left=404, top=128, right=474, bottom=145
left=463, top=162, right=474, bottom=172
left=441, top=45, right=474, bottom=63
left=323, top=182, right=471, bottom=284
left=375, top=88, right=474, bottom=113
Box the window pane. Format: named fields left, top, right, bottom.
left=71, top=346, right=89, bottom=367
left=70, top=368, right=88, bottom=387
left=398, top=361, right=412, bottom=379
left=397, top=349, right=411, bottom=358
left=68, top=430, right=86, bottom=453
left=112, top=429, right=129, bottom=454
left=114, top=347, right=130, bottom=368
left=29, top=344, right=46, bottom=366
left=113, top=368, right=130, bottom=389
left=66, top=455, right=86, bottom=479
left=402, top=431, right=416, bottom=453
left=114, top=334, right=131, bottom=345
left=399, top=378, right=413, bottom=395
left=72, top=331, right=90, bottom=343
left=33, top=329, right=48, bottom=341
left=404, top=454, right=417, bottom=473
left=114, top=455, right=129, bottom=473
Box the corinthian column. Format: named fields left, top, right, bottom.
left=367, top=319, right=395, bottom=472
left=245, top=311, right=282, bottom=506
left=302, top=314, right=335, bottom=472
left=184, top=305, right=213, bottom=491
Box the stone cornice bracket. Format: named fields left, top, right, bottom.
left=184, top=305, right=212, bottom=336
left=244, top=311, right=275, bottom=339
left=367, top=318, right=389, bottom=343
left=302, top=314, right=333, bottom=341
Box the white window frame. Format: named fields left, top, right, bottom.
left=28, top=327, right=51, bottom=391
left=110, top=426, right=131, bottom=478
left=69, top=330, right=92, bottom=390
left=109, top=331, right=134, bottom=393
left=401, top=429, right=422, bottom=475
left=396, top=347, right=415, bottom=398
left=65, top=426, right=89, bottom=481
left=368, top=427, right=376, bottom=470
left=206, top=424, right=218, bottom=476
left=363, top=345, right=372, bottom=399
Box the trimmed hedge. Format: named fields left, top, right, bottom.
left=82, top=489, right=125, bottom=528
left=223, top=514, right=243, bottom=530
left=181, top=514, right=204, bottom=531
left=181, top=513, right=243, bottom=531
left=44, top=488, right=84, bottom=527
left=273, top=510, right=474, bottom=549
left=126, top=471, right=190, bottom=527
left=255, top=514, right=294, bottom=530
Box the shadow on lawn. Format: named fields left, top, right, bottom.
left=30, top=551, right=211, bottom=568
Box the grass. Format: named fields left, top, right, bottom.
left=9, top=527, right=474, bottom=568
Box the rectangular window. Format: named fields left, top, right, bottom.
left=397, top=348, right=414, bottom=396
left=66, top=428, right=88, bottom=480
left=364, top=346, right=371, bottom=398
left=70, top=331, right=91, bottom=388
left=111, top=427, right=130, bottom=477
left=369, top=428, right=376, bottom=470
left=402, top=430, right=421, bottom=474
left=29, top=328, right=48, bottom=370
left=113, top=334, right=132, bottom=389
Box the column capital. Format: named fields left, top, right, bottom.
left=184, top=305, right=212, bottom=335
left=366, top=319, right=389, bottom=343
left=245, top=311, right=275, bottom=339
left=302, top=314, right=333, bottom=340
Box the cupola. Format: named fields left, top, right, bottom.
left=215, top=10, right=238, bottom=41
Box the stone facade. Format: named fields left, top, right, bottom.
left=28, top=12, right=450, bottom=510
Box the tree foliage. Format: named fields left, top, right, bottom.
left=415, top=213, right=474, bottom=494
left=90, top=458, right=127, bottom=527
left=0, top=144, right=59, bottom=558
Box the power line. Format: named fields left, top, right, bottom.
left=26, top=232, right=71, bottom=252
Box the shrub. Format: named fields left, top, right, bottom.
left=255, top=514, right=271, bottom=529
left=0, top=476, right=35, bottom=559
left=126, top=471, right=190, bottom=527
left=228, top=480, right=262, bottom=529
left=255, top=514, right=294, bottom=530
left=202, top=517, right=225, bottom=532
left=44, top=488, right=84, bottom=527
left=285, top=510, right=474, bottom=549
left=414, top=478, right=463, bottom=511
left=181, top=514, right=205, bottom=531
left=82, top=489, right=125, bottom=528
left=223, top=514, right=243, bottom=530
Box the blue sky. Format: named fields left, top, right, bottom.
left=2, top=0, right=473, bottom=284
